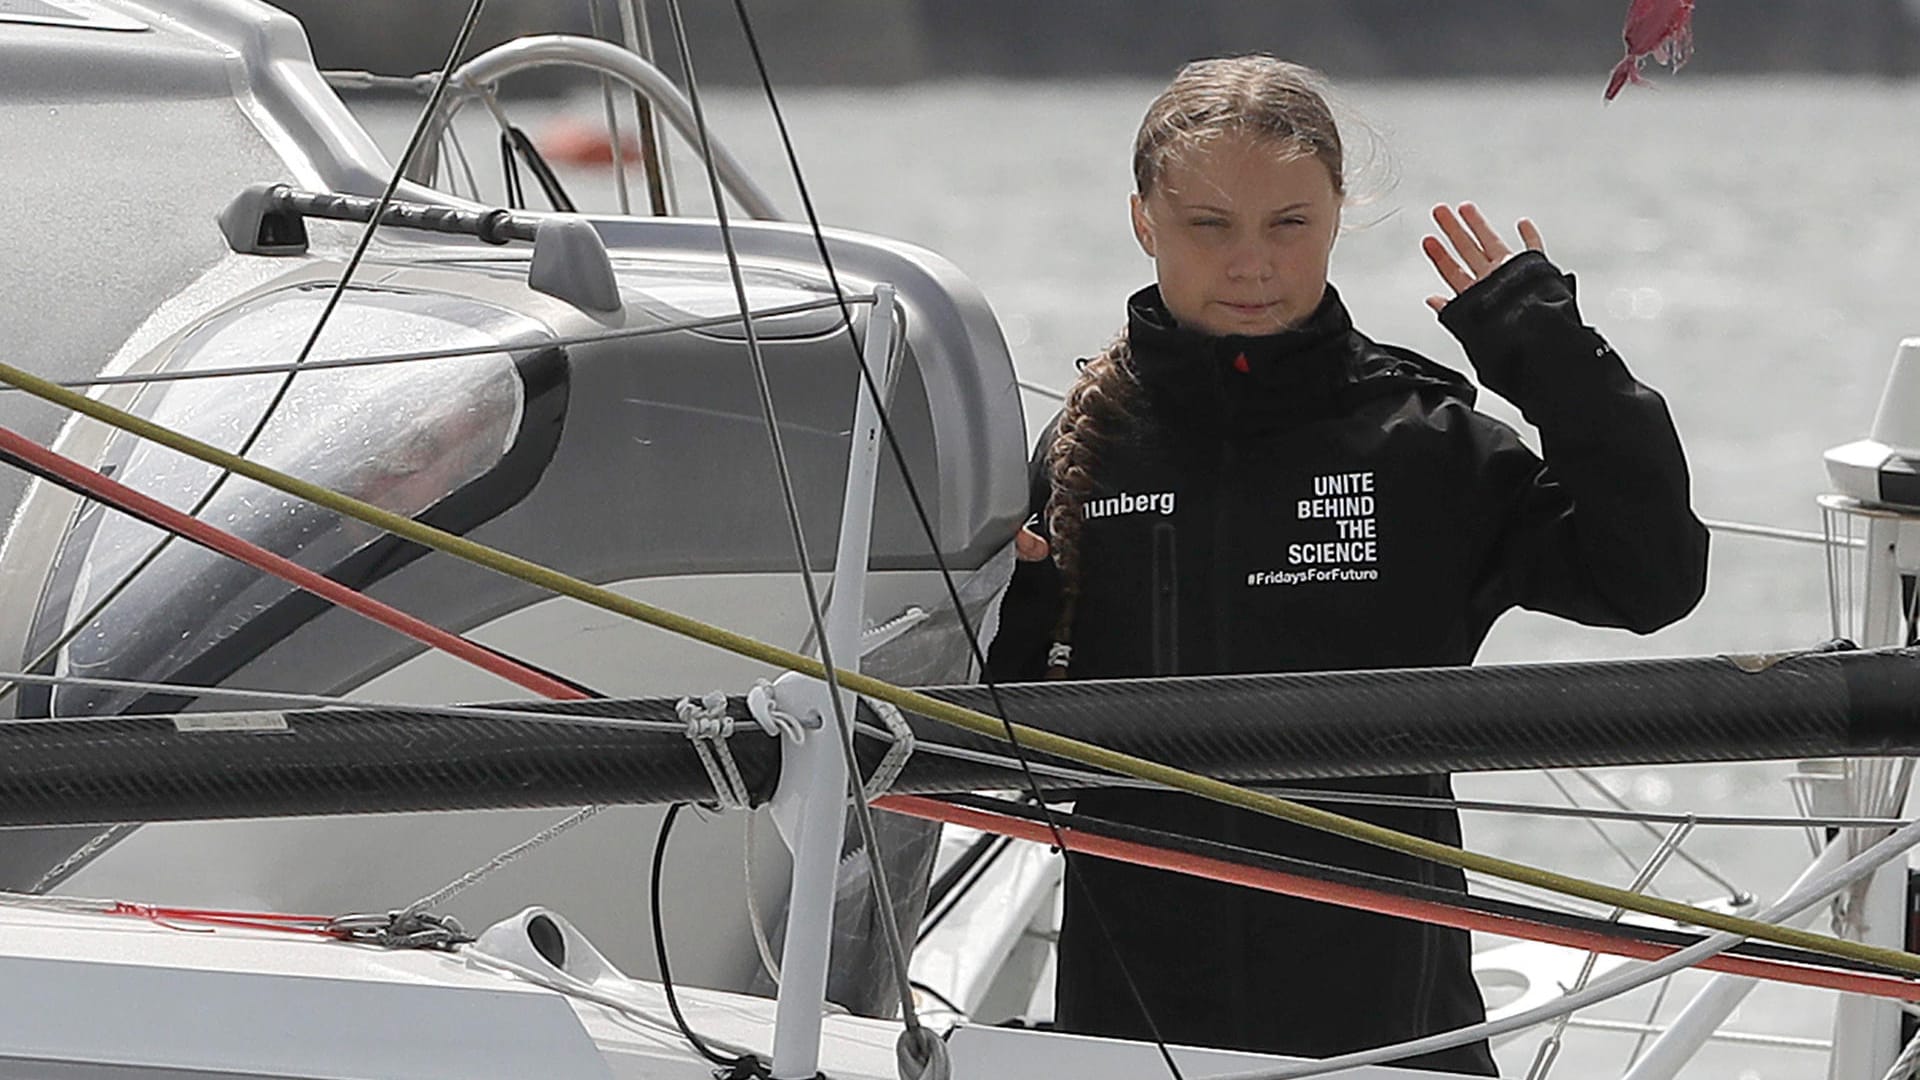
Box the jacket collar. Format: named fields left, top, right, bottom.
left=1124, top=284, right=1359, bottom=434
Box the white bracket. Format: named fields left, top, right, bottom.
left=767, top=285, right=899, bottom=1079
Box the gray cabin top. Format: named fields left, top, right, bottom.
left=0, top=0, right=1028, bottom=715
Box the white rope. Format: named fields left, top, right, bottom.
left=681, top=686, right=801, bottom=810
left=862, top=698, right=915, bottom=801
left=676, top=692, right=754, bottom=810
left=0, top=670, right=684, bottom=732
left=1885, top=1029, right=1920, bottom=1080
left=743, top=811, right=782, bottom=985
left=0, top=890, right=122, bottom=917
left=746, top=677, right=809, bottom=742
left=1524, top=819, right=1693, bottom=1080
left=1017, top=378, right=1066, bottom=401
left=1222, top=812, right=1920, bottom=1079
left=1563, top=769, right=1748, bottom=902
left=1545, top=771, right=1661, bottom=889
left=896, top=1024, right=952, bottom=1080
left=755, top=683, right=913, bottom=799
left=8, top=297, right=873, bottom=394
left=873, top=729, right=1920, bottom=830
left=28, top=823, right=135, bottom=894
left=403, top=805, right=604, bottom=918
left=1700, top=516, right=1858, bottom=548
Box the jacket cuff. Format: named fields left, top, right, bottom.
left=1436, top=250, right=1585, bottom=404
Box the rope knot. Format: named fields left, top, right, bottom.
left=327, top=909, right=469, bottom=950
left=676, top=690, right=735, bottom=741
left=895, top=1025, right=951, bottom=1080
left=678, top=690, right=758, bottom=810
left=747, top=677, right=808, bottom=743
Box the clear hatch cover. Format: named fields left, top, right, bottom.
left=33, top=284, right=549, bottom=714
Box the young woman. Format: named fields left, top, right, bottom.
left=986, top=57, right=1708, bottom=1073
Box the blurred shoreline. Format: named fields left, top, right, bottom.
left=287, top=0, right=1920, bottom=91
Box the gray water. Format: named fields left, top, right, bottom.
left=362, top=78, right=1920, bottom=1076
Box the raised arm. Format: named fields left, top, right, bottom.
left=1425, top=205, right=1708, bottom=632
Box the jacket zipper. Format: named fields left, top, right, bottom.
left=1409, top=894, right=1438, bottom=1033
left=1151, top=520, right=1178, bottom=676
left=1408, top=789, right=1445, bottom=1032
left=1212, top=437, right=1236, bottom=671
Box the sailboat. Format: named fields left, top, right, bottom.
left=3, top=1, right=1920, bottom=1077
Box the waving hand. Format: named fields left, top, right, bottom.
left=1422, top=203, right=1545, bottom=313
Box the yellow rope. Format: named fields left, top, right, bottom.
left=8, top=356, right=1919, bottom=976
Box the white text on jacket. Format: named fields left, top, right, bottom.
left=1084, top=490, right=1176, bottom=519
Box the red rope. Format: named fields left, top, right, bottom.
left=876, top=793, right=1920, bottom=1003
left=0, top=425, right=585, bottom=702
left=106, top=901, right=338, bottom=936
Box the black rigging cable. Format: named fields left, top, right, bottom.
left=907, top=980, right=967, bottom=1018
left=917, top=832, right=1011, bottom=937
left=915, top=834, right=1011, bottom=944
left=500, top=131, right=526, bottom=209
left=657, top=4, right=939, bottom=1070
left=650, top=803, right=773, bottom=1079
left=505, top=126, right=578, bottom=212
left=726, top=3, right=1187, bottom=1073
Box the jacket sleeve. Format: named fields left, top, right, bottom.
left=1440, top=251, right=1709, bottom=634
left=984, top=417, right=1064, bottom=682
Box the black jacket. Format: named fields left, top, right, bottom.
left=986, top=253, right=1708, bottom=1072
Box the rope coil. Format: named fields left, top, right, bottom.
left=327, top=909, right=470, bottom=950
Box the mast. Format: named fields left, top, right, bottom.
left=1817, top=340, right=1920, bottom=1079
